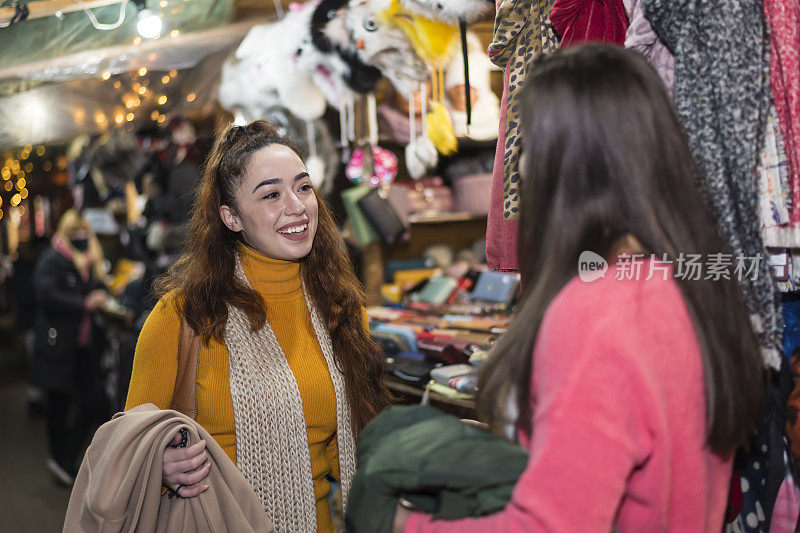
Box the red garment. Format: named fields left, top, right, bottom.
left=485, top=62, right=519, bottom=271
left=550, top=0, right=629, bottom=47
left=764, top=0, right=800, bottom=224
left=406, top=263, right=732, bottom=532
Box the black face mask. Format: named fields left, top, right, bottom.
left=70, top=238, right=89, bottom=252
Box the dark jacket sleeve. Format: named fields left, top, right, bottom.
left=33, top=251, right=87, bottom=316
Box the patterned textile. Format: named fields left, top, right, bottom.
left=644, top=0, right=782, bottom=369
left=764, top=0, right=800, bottom=228
left=759, top=106, right=792, bottom=247
left=622, top=0, right=674, bottom=90
left=485, top=0, right=558, bottom=271
left=224, top=256, right=357, bottom=532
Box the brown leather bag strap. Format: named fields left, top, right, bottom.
left=171, top=316, right=201, bottom=420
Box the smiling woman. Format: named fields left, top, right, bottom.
left=124, top=120, right=390, bottom=532
left=219, top=144, right=320, bottom=261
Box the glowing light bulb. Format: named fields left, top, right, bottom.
left=136, top=9, right=163, bottom=39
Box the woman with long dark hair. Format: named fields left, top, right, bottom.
left=126, top=120, right=390, bottom=532
left=394, top=44, right=764, bottom=531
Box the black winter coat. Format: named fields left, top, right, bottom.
left=30, top=247, right=105, bottom=392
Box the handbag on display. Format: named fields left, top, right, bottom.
left=417, top=340, right=472, bottom=365
left=341, top=186, right=379, bottom=246
left=430, top=364, right=475, bottom=387
left=471, top=271, right=521, bottom=306
left=411, top=276, right=459, bottom=305
left=371, top=323, right=418, bottom=353
left=385, top=354, right=437, bottom=388
left=356, top=187, right=407, bottom=246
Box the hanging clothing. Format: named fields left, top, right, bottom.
left=759, top=106, right=793, bottom=248
left=764, top=0, right=800, bottom=231
left=485, top=0, right=559, bottom=271
left=549, top=0, right=629, bottom=47
left=643, top=0, right=783, bottom=369
left=622, top=0, right=674, bottom=90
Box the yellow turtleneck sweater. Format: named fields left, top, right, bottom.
left=126, top=243, right=345, bottom=532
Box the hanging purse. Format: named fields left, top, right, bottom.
left=170, top=317, right=201, bottom=420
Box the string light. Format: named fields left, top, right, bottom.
left=43, top=161, right=52, bottom=172
left=101, top=71, right=111, bottom=80
left=0, top=209, right=3, bottom=221
left=1, top=168, right=9, bottom=179
left=16, top=178, right=25, bottom=190
left=138, top=67, right=148, bottom=76
left=150, top=110, right=159, bottom=120
left=113, top=80, right=122, bottom=89
left=35, top=146, right=45, bottom=156
left=169, top=70, right=177, bottom=77
left=126, top=113, right=135, bottom=122
left=133, top=37, right=142, bottom=45
left=138, top=87, right=147, bottom=95
left=115, top=113, right=125, bottom=124
left=20, top=189, right=28, bottom=200
left=11, top=194, right=20, bottom=206
left=11, top=160, right=19, bottom=172
left=24, top=162, right=32, bottom=173
left=161, top=75, right=170, bottom=84
left=157, top=114, right=166, bottom=124
left=159, top=0, right=167, bottom=7
left=20, top=151, right=28, bottom=160
left=186, top=93, right=196, bottom=102
left=4, top=181, right=13, bottom=191
left=170, top=29, right=180, bottom=38
left=157, top=95, right=167, bottom=105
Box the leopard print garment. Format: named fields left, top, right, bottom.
left=488, top=0, right=559, bottom=221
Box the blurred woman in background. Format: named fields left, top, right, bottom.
left=31, top=208, right=109, bottom=486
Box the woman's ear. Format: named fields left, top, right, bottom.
left=219, top=205, right=242, bottom=232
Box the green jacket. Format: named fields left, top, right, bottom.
left=346, top=405, right=528, bottom=533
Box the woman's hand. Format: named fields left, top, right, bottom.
left=162, top=432, right=211, bottom=497
left=460, top=419, right=490, bottom=431
left=393, top=501, right=412, bottom=533
left=84, top=289, right=108, bottom=311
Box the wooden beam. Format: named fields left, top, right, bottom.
left=0, top=0, right=126, bottom=26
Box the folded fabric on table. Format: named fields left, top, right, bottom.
left=345, top=405, right=527, bottom=533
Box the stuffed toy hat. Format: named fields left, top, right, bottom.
left=339, top=0, right=429, bottom=97
left=377, top=0, right=492, bottom=62
left=444, top=32, right=499, bottom=141
left=395, top=0, right=492, bottom=23
left=219, top=22, right=327, bottom=121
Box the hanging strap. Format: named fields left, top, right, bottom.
left=171, top=317, right=201, bottom=420
left=459, top=17, right=472, bottom=127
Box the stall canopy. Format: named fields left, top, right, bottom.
left=0, top=0, right=261, bottom=148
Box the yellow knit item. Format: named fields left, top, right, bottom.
left=126, top=242, right=355, bottom=533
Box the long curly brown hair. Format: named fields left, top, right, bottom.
left=155, top=120, right=390, bottom=433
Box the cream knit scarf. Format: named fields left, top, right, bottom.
left=224, top=256, right=356, bottom=532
